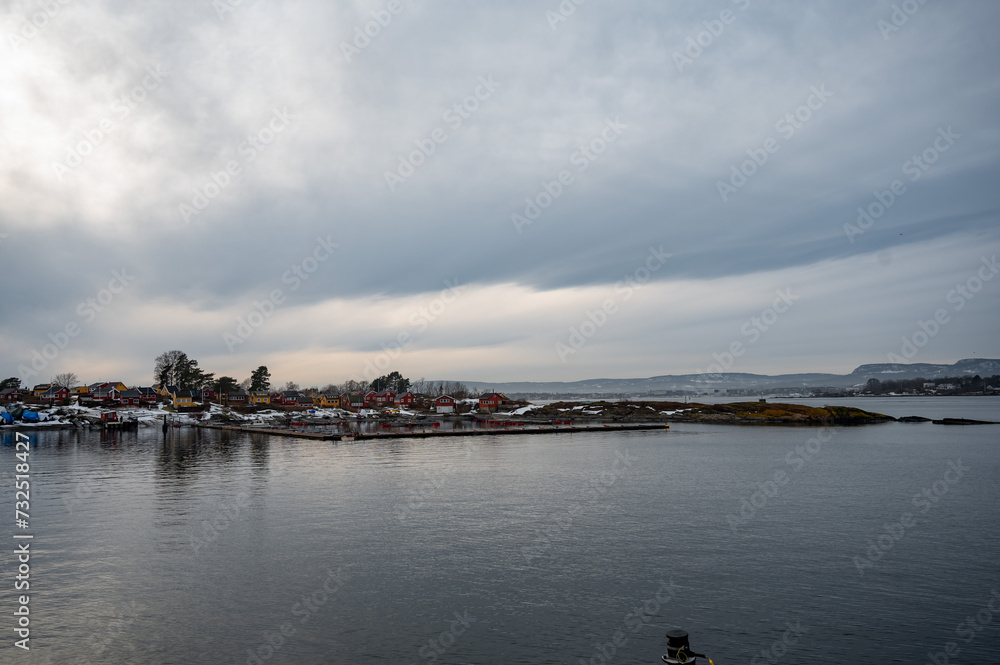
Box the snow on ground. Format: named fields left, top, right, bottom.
left=493, top=404, right=543, bottom=416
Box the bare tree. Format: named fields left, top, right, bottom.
left=53, top=372, right=78, bottom=388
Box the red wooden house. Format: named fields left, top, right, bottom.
left=118, top=389, right=142, bottom=406
left=0, top=388, right=29, bottom=403
left=363, top=390, right=378, bottom=407
left=278, top=391, right=305, bottom=406
left=478, top=392, right=509, bottom=413
left=395, top=391, right=415, bottom=407
left=435, top=395, right=456, bottom=414
left=340, top=393, right=365, bottom=411
left=91, top=386, right=120, bottom=403
left=40, top=386, right=70, bottom=403
left=223, top=389, right=248, bottom=406
left=375, top=390, right=396, bottom=406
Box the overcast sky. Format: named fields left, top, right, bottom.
left=1, top=0, right=998, bottom=387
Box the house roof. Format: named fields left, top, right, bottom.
left=120, top=389, right=141, bottom=399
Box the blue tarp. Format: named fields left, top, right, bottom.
left=0, top=412, right=12, bottom=424
left=21, top=411, right=39, bottom=422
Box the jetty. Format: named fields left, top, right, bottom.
left=193, top=422, right=667, bottom=441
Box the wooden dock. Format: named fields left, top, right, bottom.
left=194, top=422, right=667, bottom=441
left=194, top=423, right=339, bottom=440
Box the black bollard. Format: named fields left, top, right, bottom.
left=661, top=629, right=707, bottom=664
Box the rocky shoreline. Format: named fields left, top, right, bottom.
left=527, top=401, right=898, bottom=425
left=4, top=400, right=997, bottom=431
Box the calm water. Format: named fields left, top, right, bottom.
left=2, top=397, right=999, bottom=664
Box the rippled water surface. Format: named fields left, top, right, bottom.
left=2, top=398, right=999, bottom=664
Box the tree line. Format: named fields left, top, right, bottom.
left=2, top=351, right=481, bottom=399
left=863, top=374, right=997, bottom=394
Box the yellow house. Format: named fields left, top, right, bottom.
left=32, top=383, right=53, bottom=397
left=316, top=394, right=339, bottom=408
left=250, top=392, right=270, bottom=406
left=72, top=385, right=90, bottom=395
left=172, top=390, right=196, bottom=408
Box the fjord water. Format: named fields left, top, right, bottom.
left=3, top=399, right=998, bottom=664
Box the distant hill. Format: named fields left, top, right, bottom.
left=448, top=358, right=1000, bottom=396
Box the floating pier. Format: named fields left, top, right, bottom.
left=193, top=423, right=339, bottom=440
left=193, top=422, right=667, bottom=441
